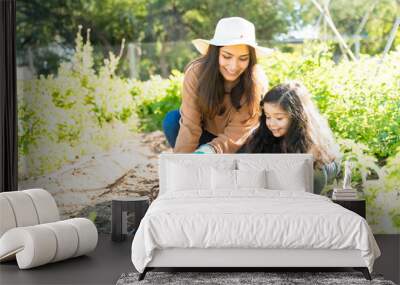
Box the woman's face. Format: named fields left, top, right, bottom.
left=218, top=45, right=250, bottom=82
left=263, top=103, right=291, bottom=137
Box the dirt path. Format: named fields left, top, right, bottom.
left=18, top=131, right=171, bottom=222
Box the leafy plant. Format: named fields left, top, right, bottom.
left=18, top=27, right=138, bottom=178
left=88, top=211, right=97, bottom=223
left=260, top=43, right=400, bottom=161
left=17, top=29, right=399, bottom=233
left=133, top=70, right=183, bottom=132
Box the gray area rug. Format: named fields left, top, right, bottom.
left=116, top=271, right=396, bottom=285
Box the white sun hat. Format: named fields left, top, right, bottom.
left=192, top=17, right=273, bottom=58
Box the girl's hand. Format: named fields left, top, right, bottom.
left=193, top=144, right=216, bottom=154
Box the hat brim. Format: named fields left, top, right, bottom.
left=192, top=38, right=273, bottom=57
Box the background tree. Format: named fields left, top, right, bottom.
left=17, top=0, right=147, bottom=75
left=298, top=0, right=400, bottom=55
left=17, top=0, right=293, bottom=78
left=17, top=0, right=399, bottom=78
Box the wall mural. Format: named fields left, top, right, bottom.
left=17, top=29, right=400, bottom=235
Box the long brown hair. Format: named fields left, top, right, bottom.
left=242, top=84, right=313, bottom=155
left=241, top=82, right=340, bottom=168
left=189, top=45, right=258, bottom=119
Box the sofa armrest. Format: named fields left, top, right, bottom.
left=0, top=218, right=98, bottom=269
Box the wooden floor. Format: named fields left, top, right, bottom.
left=0, top=234, right=398, bottom=285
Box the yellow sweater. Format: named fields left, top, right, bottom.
left=174, top=62, right=268, bottom=153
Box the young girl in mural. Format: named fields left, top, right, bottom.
left=239, top=81, right=341, bottom=194
left=162, top=17, right=271, bottom=153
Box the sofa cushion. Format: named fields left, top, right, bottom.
left=0, top=218, right=97, bottom=269
left=0, top=189, right=98, bottom=269
left=0, top=196, right=17, bottom=237
left=0, top=189, right=60, bottom=238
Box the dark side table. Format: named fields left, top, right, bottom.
left=111, top=196, right=149, bottom=242
left=332, top=199, right=366, bottom=218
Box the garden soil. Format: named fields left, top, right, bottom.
left=18, top=131, right=171, bottom=233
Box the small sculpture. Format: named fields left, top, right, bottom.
left=342, top=160, right=353, bottom=190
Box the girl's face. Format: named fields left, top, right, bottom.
left=219, top=45, right=250, bottom=82
left=263, top=103, right=291, bottom=137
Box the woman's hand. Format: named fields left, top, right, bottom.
left=193, top=144, right=216, bottom=154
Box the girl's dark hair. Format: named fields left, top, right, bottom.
left=189, top=45, right=258, bottom=119
left=241, top=83, right=313, bottom=154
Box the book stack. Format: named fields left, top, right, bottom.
left=332, top=188, right=358, bottom=200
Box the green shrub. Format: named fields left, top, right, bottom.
left=260, top=43, right=400, bottom=161
left=133, top=70, right=183, bottom=132
left=18, top=27, right=137, bottom=178
left=19, top=28, right=399, bottom=185
left=131, top=44, right=400, bottom=163
left=17, top=30, right=399, bottom=233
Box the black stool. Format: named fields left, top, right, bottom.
left=111, top=196, right=149, bottom=242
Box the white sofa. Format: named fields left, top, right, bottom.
left=0, top=188, right=98, bottom=269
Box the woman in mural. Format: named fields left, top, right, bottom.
left=239, top=81, right=341, bottom=194
left=162, top=17, right=271, bottom=153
